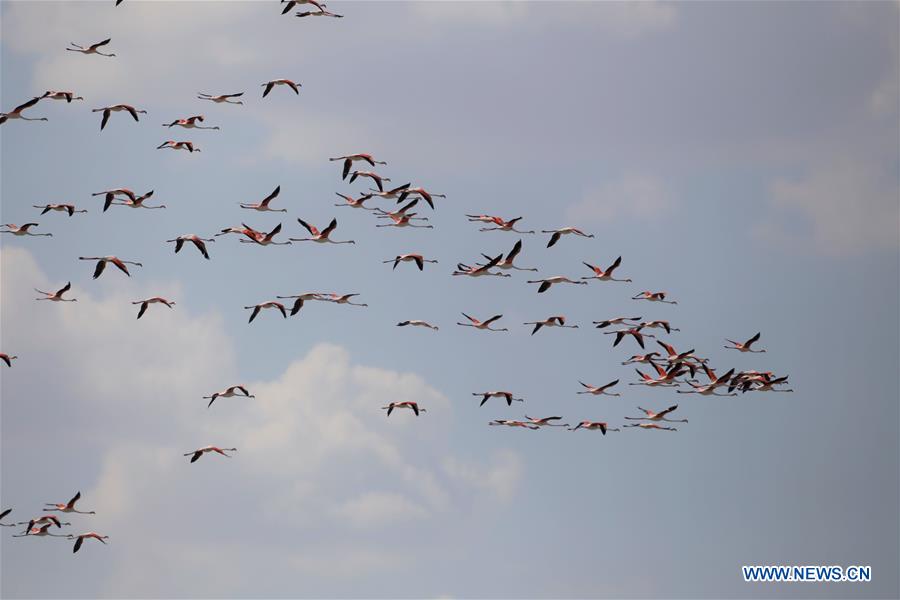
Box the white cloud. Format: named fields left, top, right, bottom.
left=757, top=158, right=899, bottom=255
left=566, top=172, right=673, bottom=224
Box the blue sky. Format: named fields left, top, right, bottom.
left=1, top=1, right=898, bottom=598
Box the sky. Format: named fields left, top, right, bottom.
left=1, top=1, right=898, bottom=598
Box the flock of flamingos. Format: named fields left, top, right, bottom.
left=0, top=0, right=791, bottom=556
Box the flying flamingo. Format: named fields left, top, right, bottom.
left=472, top=391, right=523, bottom=407
left=1, top=223, right=52, bottom=237
left=457, top=313, right=508, bottom=332
left=166, top=234, right=214, bottom=259
left=69, top=532, right=109, bottom=553
left=725, top=332, right=766, bottom=353
left=132, top=297, right=175, bottom=319
left=245, top=301, right=288, bottom=323
left=217, top=224, right=263, bottom=241
left=636, top=320, right=679, bottom=334
left=0, top=509, right=14, bottom=527
left=41, top=90, right=83, bottom=103
left=197, top=92, right=244, bottom=105
left=91, top=187, right=138, bottom=206
left=656, top=341, right=703, bottom=367
left=67, top=38, right=116, bottom=56
left=296, top=8, right=344, bottom=18
left=523, top=416, right=569, bottom=428
left=104, top=190, right=162, bottom=211
left=384, top=254, right=438, bottom=271
left=452, top=254, right=509, bottom=278
left=621, top=352, right=661, bottom=365
left=240, top=186, right=285, bottom=212
left=381, top=401, right=425, bottom=416
left=93, top=104, right=146, bottom=130
left=17, top=515, right=70, bottom=531
left=291, top=218, right=355, bottom=244
left=363, top=183, right=411, bottom=200
left=79, top=256, right=142, bottom=279
left=624, top=422, right=678, bottom=431
left=577, top=380, right=620, bottom=396
left=488, top=419, right=539, bottom=430
left=632, top=291, right=677, bottom=304
left=157, top=140, right=199, bottom=152
left=33, top=203, right=87, bottom=217
left=281, top=0, right=327, bottom=15
left=163, top=115, right=219, bottom=130
left=35, top=282, right=76, bottom=302
left=348, top=170, right=390, bottom=192
left=469, top=215, right=535, bottom=234
left=239, top=223, right=291, bottom=246
left=334, top=192, right=375, bottom=209
left=594, top=316, right=642, bottom=329
left=740, top=376, right=792, bottom=393
left=262, top=79, right=301, bottom=97
left=477, top=240, right=537, bottom=272
left=184, top=446, right=237, bottom=463
left=272, top=294, right=319, bottom=316
left=330, top=153, right=386, bottom=180
left=604, top=327, right=655, bottom=349
left=44, top=491, right=95, bottom=515
left=320, top=293, right=367, bottom=307
left=204, top=385, right=254, bottom=408
left=1, top=97, right=48, bottom=124
left=624, top=404, right=688, bottom=424
left=395, top=187, right=446, bottom=209
left=569, top=421, right=620, bottom=434
left=397, top=320, right=439, bottom=331
left=12, top=524, right=69, bottom=539
left=527, top=276, right=587, bottom=293
left=542, top=227, right=594, bottom=248
left=376, top=210, right=433, bottom=229
left=524, top=315, right=578, bottom=335
left=630, top=363, right=685, bottom=387
left=0, top=354, right=17, bottom=368
left=581, top=256, right=631, bottom=283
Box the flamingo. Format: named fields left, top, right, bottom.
left=624, top=422, right=678, bottom=431
left=363, top=183, right=411, bottom=200
left=12, top=524, right=69, bottom=538
left=93, top=104, right=146, bottom=130
left=621, top=352, right=661, bottom=365
left=217, top=224, right=263, bottom=241
left=381, top=401, right=425, bottom=416
left=157, top=140, right=200, bottom=152
left=163, top=115, right=219, bottom=130
left=330, top=153, right=386, bottom=180
left=1, top=223, right=52, bottom=237
left=44, top=491, right=95, bottom=515
left=452, top=254, right=510, bottom=278
left=197, top=92, right=244, bottom=105
left=725, top=332, right=766, bottom=353
left=594, top=316, right=643, bottom=329
left=632, top=291, right=677, bottom=304
left=527, top=276, right=587, bottom=293
left=489, top=419, right=539, bottom=430
left=457, top=313, right=508, bottom=332
left=273, top=293, right=323, bottom=316
left=740, top=376, right=792, bottom=393
left=184, top=446, right=237, bottom=463
left=334, top=192, right=375, bottom=210
left=477, top=240, right=537, bottom=272
left=69, top=532, right=109, bottom=553
left=472, top=391, right=523, bottom=407
left=376, top=210, right=433, bottom=229
left=469, top=215, right=535, bottom=234
left=320, top=293, right=367, bottom=307
left=397, top=320, right=439, bottom=331
left=166, top=234, right=214, bottom=259
left=630, top=363, right=685, bottom=387
left=91, top=187, right=137, bottom=206
left=204, top=385, right=254, bottom=408
left=262, top=79, right=301, bottom=97
left=104, top=190, right=163, bottom=211
left=1, top=97, right=48, bottom=124
left=79, top=256, right=142, bottom=279
left=383, top=254, right=438, bottom=271
left=523, top=416, right=569, bottom=428
left=348, top=170, right=390, bottom=192
left=291, top=218, right=355, bottom=244
left=624, top=404, right=688, bottom=424
left=0, top=509, right=14, bottom=527
left=0, top=353, right=17, bottom=368
left=296, top=8, right=343, bottom=18
left=241, top=186, right=285, bottom=212
left=33, top=203, right=87, bottom=217
left=577, top=380, right=620, bottom=396
left=569, top=421, right=620, bottom=434
left=41, top=90, right=84, bottom=103
left=245, top=301, right=288, bottom=323
left=524, top=316, right=578, bottom=335
left=16, top=515, right=70, bottom=531
left=35, top=282, right=76, bottom=302
left=132, top=297, right=175, bottom=319
left=542, top=227, right=594, bottom=248
left=678, top=380, right=737, bottom=397
left=281, top=0, right=327, bottom=15
left=239, top=223, right=291, bottom=246
left=728, top=371, right=776, bottom=393
left=581, top=256, right=631, bottom=283
left=396, top=186, right=446, bottom=209
left=656, top=341, right=703, bottom=368
left=67, top=38, right=116, bottom=57
left=635, top=320, right=679, bottom=334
